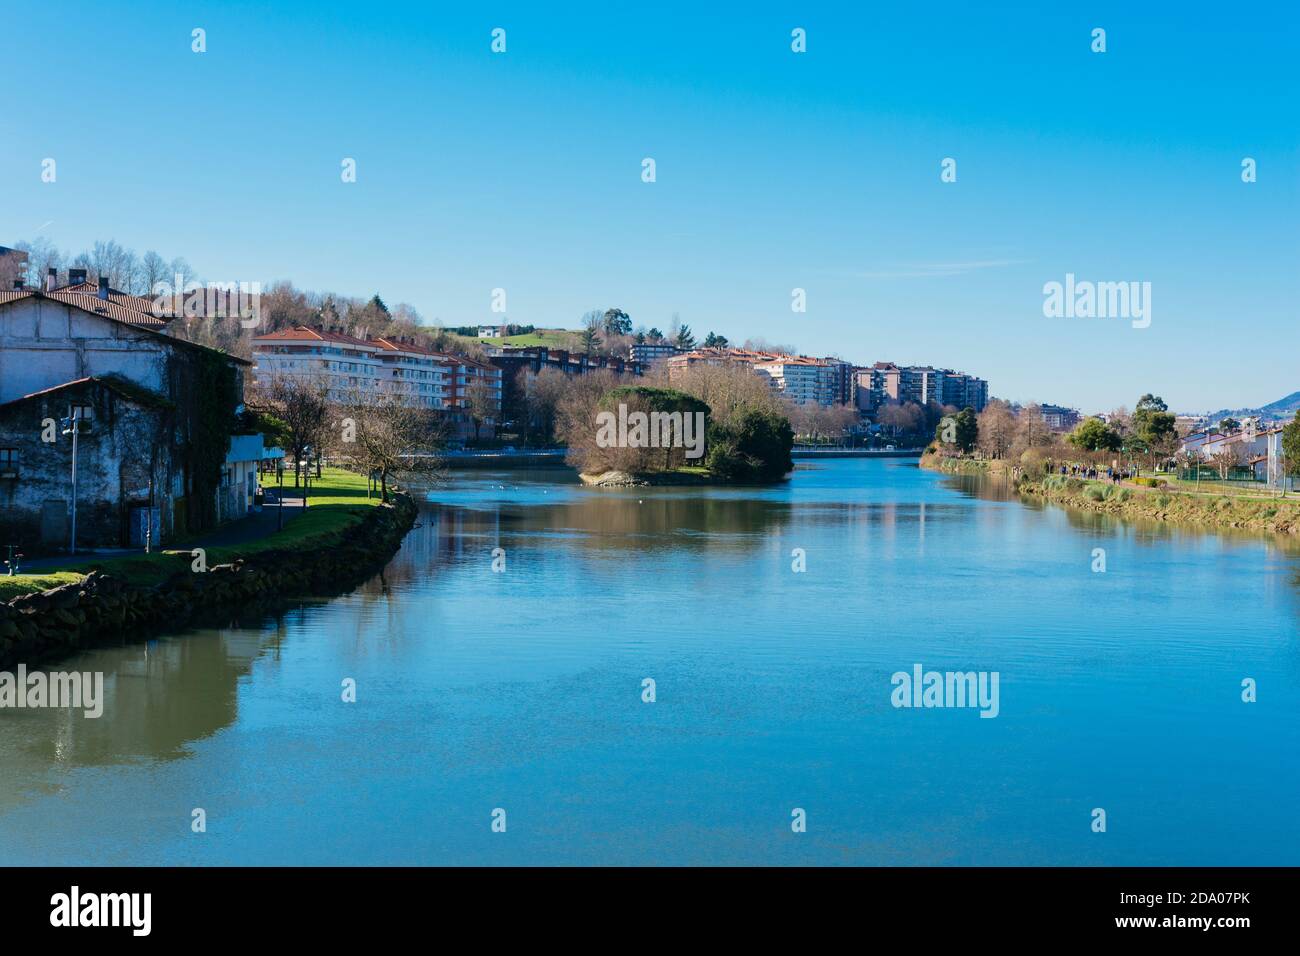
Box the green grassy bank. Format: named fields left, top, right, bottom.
left=0, top=468, right=388, bottom=600
left=920, top=451, right=1300, bottom=536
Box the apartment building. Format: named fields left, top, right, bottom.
left=252, top=327, right=503, bottom=432
left=752, top=356, right=844, bottom=406
left=857, top=363, right=988, bottom=414
left=253, top=327, right=387, bottom=405
left=1039, top=404, right=1081, bottom=432
left=370, top=336, right=452, bottom=409
left=629, top=342, right=682, bottom=365
left=488, top=346, right=641, bottom=426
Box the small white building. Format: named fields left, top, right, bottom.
left=220, top=433, right=266, bottom=521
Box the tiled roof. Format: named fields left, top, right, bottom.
left=53, top=281, right=162, bottom=315
left=0, top=287, right=168, bottom=328
left=253, top=325, right=377, bottom=348
left=0, top=375, right=173, bottom=411
left=0, top=290, right=250, bottom=364
left=371, top=336, right=441, bottom=356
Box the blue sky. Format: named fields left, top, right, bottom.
left=2, top=1, right=1296, bottom=412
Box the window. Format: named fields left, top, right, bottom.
left=69, top=402, right=93, bottom=421
left=0, top=448, right=17, bottom=476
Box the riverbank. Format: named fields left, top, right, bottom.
left=919, top=453, right=1014, bottom=478
left=0, top=469, right=418, bottom=668
left=920, top=451, right=1300, bottom=535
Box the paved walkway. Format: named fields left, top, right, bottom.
left=10, top=491, right=305, bottom=573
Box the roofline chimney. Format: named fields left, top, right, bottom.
left=12, top=278, right=25, bottom=290
left=46, top=267, right=58, bottom=292
left=98, top=276, right=110, bottom=300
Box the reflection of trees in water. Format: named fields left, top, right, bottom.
left=365, top=503, right=501, bottom=587
left=412, top=494, right=965, bottom=558
left=2, top=622, right=277, bottom=778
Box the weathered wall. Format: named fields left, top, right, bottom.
left=0, top=298, right=169, bottom=402
left=0, top=380, right=177, bottom=552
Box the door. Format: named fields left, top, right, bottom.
left=40, top=499, right=68, bottom=547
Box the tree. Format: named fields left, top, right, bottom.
left=466, top=377, right=497, bottom=444
left=1068, top=417, right=1121, bottom=452
left=602, top=308, right=632, bottom=336
left=953, top=407, right=978, bottom=453
left=1012, top=403, right=1055, bottom=456
left=1131, top=394, right=1176, bottom=462
left=657, top=360, right=788, bottom=429
left=140, top=250, right=171, bottom=295
left=674, top=324, right=696, bottom=350
left=706, top=409, right=795, bottom=482
left=645, top=327, right=664, bottom=343
left=877, top=401, right=925, bottom=440
left=976, top=400, right=1016, bottom=459
left=702, top=331, right=729, bottom=348
left=1282, top=411, right=1300, bottom=485
left=12, top=237, right=64, bottom=289
left=256, top=375, right=331, bottom=487
left=523, top=366, right=568, bottom=443
left=580, top=310, right=603, bottom=355
left=562, top=385, right=709, bottom=475
left=1209, top=442, right=1242, bottom=480
left=344, top=390, right=443, bottom=501
left=1218, top=417, right=1241, bottom=434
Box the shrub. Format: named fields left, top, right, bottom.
left=705, top=409, right=794, bottom=482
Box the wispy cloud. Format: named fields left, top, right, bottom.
left=857, top=259, right=1031, bottom=280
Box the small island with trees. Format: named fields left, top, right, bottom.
left=559, top=371, right=795, bottom=487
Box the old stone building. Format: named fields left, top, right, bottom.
left=0, top=376, right=180, bottom=551
left=0, top=289, right=252, bottom=553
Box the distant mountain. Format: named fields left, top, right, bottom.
left=1206, top=390, right=1300, bottom=423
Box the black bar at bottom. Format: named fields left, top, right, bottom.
left=1, top=866, right=1286, bottom=940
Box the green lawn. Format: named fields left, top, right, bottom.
left=0, top=571, right=83, bottom=602
left=0, top=468, right=385, bottom=598
left=479, top=329, right=581, bottom=349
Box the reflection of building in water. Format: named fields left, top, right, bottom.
left=34, top=624, right=273, bottom=768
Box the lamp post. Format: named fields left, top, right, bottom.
left=277, top=460, right=284, bottom=530
left=61, top=406, right=88, bottom=554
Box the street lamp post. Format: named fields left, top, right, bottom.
left=61, top=407, right=87, bottom=554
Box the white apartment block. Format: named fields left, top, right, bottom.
left=253, top=327, right=465, bottom=412
left=753, top=357, right=839, bottom=406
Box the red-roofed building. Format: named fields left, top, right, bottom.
left=252, top=327, right=502, bottom=438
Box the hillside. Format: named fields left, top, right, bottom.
left=1207, top=390, right=1300, bottom=422
left=479, top=328, right=582, bottom=349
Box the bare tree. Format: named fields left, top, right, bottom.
left=977, top=399, right=1017, bottom=459
left=253, top=375, right=331, bottom=487
left=524, top=366, right=568, bottom=442
left=466, top=376, right=497, bottom=444
left=343, top=390, right=444, bottom=501
left=1209, top=443, right=1242, bottom=480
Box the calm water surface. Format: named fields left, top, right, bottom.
left=2, top=459, right=1297, bottom=865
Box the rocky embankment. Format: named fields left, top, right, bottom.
left=0, top=494, right=418, bottom=669
left=579, top=470, right=712, bottom=487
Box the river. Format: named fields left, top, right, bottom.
left=2, top=458, right=1297, bottom=865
